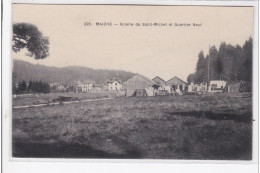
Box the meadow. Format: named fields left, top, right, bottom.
left=12, top=93, right=252, bottom=160
left=12, top=92, right=122, bottom=107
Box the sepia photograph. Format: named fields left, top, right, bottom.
left=11, top=4, right=254, bottom=160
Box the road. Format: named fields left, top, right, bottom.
left=13, top=97, right=112, bottom=109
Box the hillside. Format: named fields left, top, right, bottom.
left=13, top=59, right=135, bottom=85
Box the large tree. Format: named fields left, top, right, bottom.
left=240, top=37, right=253, bottom=82
left=12, top=23, right=49, bottom=59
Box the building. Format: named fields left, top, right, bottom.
left=107, top=75, right=123, bottom=91
left=187, top=82, right=207, bottom=94
left=227, top=82, right=241, bottom=93
left=56, top=85, right=66, bottom=92
left=227, top=81, right=251, bottom=93
left=152, top=76, right=166, bottom=91
left=50, top=83, right=61, bottom=90
left=133, top=89, right=147, bottom=97
left=195, top=82, right=208, bottom=94
left=123, top=74, right=160, bottom=97
left=165, top=76, right=188, bottom=95
left=81, top=80, right=95, bottom=92
left=208, top=80, right=227, bottom=93
left=187, top=82, right=195, bottom=93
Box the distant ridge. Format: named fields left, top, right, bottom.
left=13, top=59, right=135, bottom=86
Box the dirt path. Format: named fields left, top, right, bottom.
left=13, top=98, right=112, bottom=109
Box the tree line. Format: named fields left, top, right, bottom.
left=13, top=80, right=50, bottom=94
left=13, top=60, right=135, bottom=86
left=187, top=37, right=253, bottom=84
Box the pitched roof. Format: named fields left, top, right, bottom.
left=167, top=76, right=188, bottom=85
left=123, top=73, right=159, bottom=86
left=152, top=76, right=166, bottom=85
left=107, top=77, right=122, bottom=84
left=152, top=76, right=166, bottom=83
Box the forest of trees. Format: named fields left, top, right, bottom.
left=13, top=59, right=135, bottom=86
left=13, top=80, right=50, bottom=94
left=187, top=37, right=253, bottom=85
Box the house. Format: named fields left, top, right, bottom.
left=227, top=81, right=251, bottom=93
left=107, top=74, right=123, bottom=91
left=208, top=80, right=226, bottom=93
left=165, top=76, right=188, bottom=95
left=81, top=80, right=95, bottom=92
left=152, top=76, right=166, bottom=91
left=123, top=74, right=160, bottom=97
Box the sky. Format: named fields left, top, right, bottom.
left=12, top=5, right=254, bottom=81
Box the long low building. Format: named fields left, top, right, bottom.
left=208, top=80, right=227, bottom=93
left=123, top=74, right=160, bottom=96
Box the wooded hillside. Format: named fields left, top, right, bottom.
left=13, top=60, right=135, bottom=85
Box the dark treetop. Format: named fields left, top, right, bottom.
left=13, top=23, right=50, bottom=60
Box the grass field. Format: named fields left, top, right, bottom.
left=12, top=93, right=252, bottom=160
left=12, top=92, right=122, bottom=106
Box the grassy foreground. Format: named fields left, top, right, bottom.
left=12, top=93, right=252, bottom=159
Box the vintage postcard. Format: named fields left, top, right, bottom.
left=11, top=4, right=254, bottom=160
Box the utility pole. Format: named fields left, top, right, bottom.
left=208, top=45, right=211, bottom=83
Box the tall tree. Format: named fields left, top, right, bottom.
left=215, top=56, right=223, bottom=77
left=209, top=46, right=218, bottom=80
left=12, top=23, right=50, bottom=59
left=233, top=45, right=242, bottom=81
left=195, top=51, right=208, bottom=83
left=196, top=51, right=206, bottom=70
left=18, top=80, right=27, bottom=93
left=12, top=72, right=17, bottom=94
left=241, top=37, right=253, bottom=82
